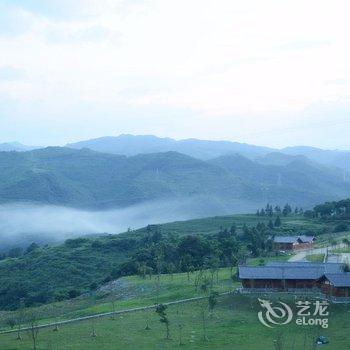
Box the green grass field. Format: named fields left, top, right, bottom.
left=332, top=247, right=350, bottom=254
left=306, top=254, right=325, bottom=263
left=0, top=268, right=237, bottom=328
left=1, top=293, right=349, bottom=350
left=1, top=213, right=350, bottom=349
left=1, top=266, right=349, bottom=350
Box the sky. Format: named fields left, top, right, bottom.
left=1, top=0, right=350, bottom=149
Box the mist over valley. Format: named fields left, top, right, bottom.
left=1, top=136, right=350, bottom=251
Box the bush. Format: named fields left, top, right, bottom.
left=68, top=289, right=81, bottom=299
left=333, top=223, right=348, bottom=233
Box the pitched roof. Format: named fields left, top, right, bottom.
left=324, top=273, right=350, bottom=287
left=299, top=235, right=315, bottom=243
left=239, top=262, right=344, bottom=280
left=239, top=266, right=323, bottom=280
left=266, top=262, right=343, bottom=273
left=273, top=236, right=300, bottom=244
left=273, top=235, right=315, bottom=244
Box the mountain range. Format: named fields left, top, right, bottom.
left=0, top=138, right=349, bottom=212
left=0, top=142, right=38, bottom=152
left=67, top=134, right=350, bottom=172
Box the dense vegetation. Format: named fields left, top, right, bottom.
left=0, top=200, right=349, bottom=349
left=68, top=134, right=350, bottom=173
left=0, top=146, right=350, bottom=211
left=0, top=223, right=242, bottom=310
left=0, top=201, right=347, bottom=311
left=313, top=198, right=350, bottom=218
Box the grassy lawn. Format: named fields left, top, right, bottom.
left=246, top=255, right=291, bottom=266
left=1, top=214, right=350, bottom=349
left=1, top=294, right=349, bottom=350
left=332, top=247, right=350, bottom=254
left=0, top=268, right=239, bottom=330
left=314, top=232, right=350, bottom=248
left=306, top=254, right=325, bottom=263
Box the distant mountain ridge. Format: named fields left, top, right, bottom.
left=66, top=134, right=350, bottom=172
left=282, top=146, right=350, bottom=172
left=0, top=147, right=250, bottom=210
left=0, top=142, right=38, bottom=152
left=0, top=146, right=349, bottom=212
left=66, top=134, right=275, bottom=160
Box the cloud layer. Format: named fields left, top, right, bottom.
left=0, top=197, right=259, bottom=251
left=0, top=0, right=350, bottom=148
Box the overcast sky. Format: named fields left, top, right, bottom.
left=1, top=0, right=350, bottom=149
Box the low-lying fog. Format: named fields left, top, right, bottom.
left=0, top=198, right=259, bottom=252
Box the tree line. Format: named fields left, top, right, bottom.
left=256, top=203, right=303, bottom=217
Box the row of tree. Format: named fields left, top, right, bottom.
left=256, top=203, right=303, bottom=217
left=0, top=243, right=40, bottom=261
left=110, top=220, right=282, bottom=283
left=313, top=199, right=350, bottom=218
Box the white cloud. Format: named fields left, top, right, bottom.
left=0, top=0, right=350, bottom=148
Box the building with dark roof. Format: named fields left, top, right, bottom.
left=273, top=235, right=315, bottom=251
left=238, top=262, right=349, bottom=296
left=322, top=273, right=350, bottom=297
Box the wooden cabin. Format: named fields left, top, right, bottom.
left=273, top=235, right=315, bottom=251
left=321, top=273, right=350, bottom=297
left=239, top=262, right=346, bottom=294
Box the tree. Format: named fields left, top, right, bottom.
left=155, top=304, right=171, bottom=340
left=208, top=291, right=219, bottom=317
left=90, top=319, right=97, bottom=338
left=268, top=220, right=274, bottom=230
left=167, top=263, right=176, bottom=280
left=26, top=243, right=39, bottom=254
left=8, top=247, right=23, bottom=258
left=303, top=210, right=314, bottom=218
left=274, top=205, right=281, bottom=215
left=282, top=204, right=292, bottom=216
left=26, top=310, right=39, bottom=350
left=199, top=276, right=211, bottom=341
left=107, top=283, right=117, bottom=320
left=334, top=223, right=348, bottom=233
left=274, top=216, right=281, bottom=227
left=342, top=238, right=350, bottom=248
left=14, top=298, right=26, bottom=340
left=155, top=250, right=164, bottom=304
left=138, top=264, right=147, bottom=279
left=230, top=224, right=236, bottom=235
left=266, top=204, right=273, bottom=217
left=229, top=253, right=238, bottom=275
left=208, top=256, right=220, bottom=286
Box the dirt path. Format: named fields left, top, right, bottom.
left=288, top=244, right=346, bottom=262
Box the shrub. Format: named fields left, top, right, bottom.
left=333, top=223, right=348, bottom=233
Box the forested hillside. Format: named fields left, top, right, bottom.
left=67, top=134, right=350, bottom=172
left=0, top=147, right=349, bottom=210
left=67, top=134, right=274, bottom=160
left=0, top=147, right=249, bottom=209
left=0, top=204, right=348, bottom=310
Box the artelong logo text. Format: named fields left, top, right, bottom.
left=257, top=298, right=329, bottom=329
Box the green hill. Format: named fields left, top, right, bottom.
left=0, top=147, right=249, bottom=209
left=0, top=210, right=346, bottom=310
left=0, top=147, right=349, bottom=211
left=66, top=134, right=274, bottom=160
left=67, top=134, right=350, bottom=173
left=210, top=154, right=350, bottom=204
